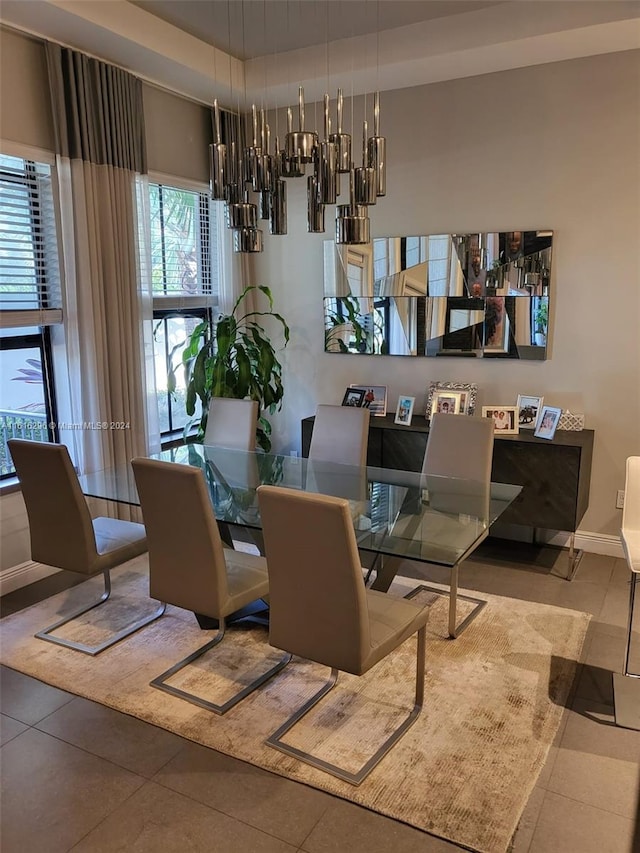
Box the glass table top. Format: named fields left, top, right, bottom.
left=79, top=444, right=521, bottom=569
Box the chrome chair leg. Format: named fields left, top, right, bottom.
left=35, top=570, right=167, bottom=656
left=266, top=626, right=427, bottom=786
left=405, top=562, right=487, bottom=639
left=151, top=618, right=292, bottom=715
left=613, top=574, right=640, bottom=730
left=623, top=573, right=639, bottom=678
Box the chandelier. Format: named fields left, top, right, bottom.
left=210, top=87, right=386, bottom=253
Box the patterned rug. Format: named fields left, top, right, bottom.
left=0, top=556, right=590, bottom=853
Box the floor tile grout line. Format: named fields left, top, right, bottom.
left=149, top=769, right=328, bottom=849
left=294, top=798, right=335, bottom=851
left=65, top=778, right=150, bottom=853
left=2, top=672, right=328, bottom=850
left=541, top=785, right=639, bottom=822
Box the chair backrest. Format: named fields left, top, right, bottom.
left=308, top=404, right=370, bottom=467
left=131, top=457, right=230, bottom=615
left=257, top=484, right=370, bottom=673
left=622, top=456, right=640, bottom=574
left=203, top=397, right=258, bottom=451
left=422, top=414, right=494, bottom=481
left=422, top=415, right=494, bottom=516
left=8, top=439, right=98, bottom=574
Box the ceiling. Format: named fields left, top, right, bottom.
left=1, top=1, right=639, bottom=107
left=130, top=1, right=505, bottom=60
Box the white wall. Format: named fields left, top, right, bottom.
left=254, top=50, right=640, bottom=538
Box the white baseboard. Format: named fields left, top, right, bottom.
left=546, top=530, right=624, bottom=559
left=0, top=561, right=60, bottom=597
left=492, top=522, right=624, bottom=559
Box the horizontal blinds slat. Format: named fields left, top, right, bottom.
left=0, top=309, right=63, bottom=328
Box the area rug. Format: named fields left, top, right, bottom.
left=0, top=556, right=591, bottom=853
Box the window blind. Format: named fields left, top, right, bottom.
left=0, top=154, right=62, bottom=328
left=146, top=182, right=219, bottom=310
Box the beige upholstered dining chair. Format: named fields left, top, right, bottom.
left=614, top=456, right=640, bottom=729
left=8, top=438, right=163, bottom=655
left=203, top=397, right=258, bottom=450
left=257, top=484, right=433, bottom=785
left=367, top=413, right=495, bottom=637
left=308, top=404, right=370, bottom=467
left=131, top=457, right=290, bottom=715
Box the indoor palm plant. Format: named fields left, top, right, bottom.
left=177, top=285, right=289, bottom=452
left=324, top=295, right=369, bottom=353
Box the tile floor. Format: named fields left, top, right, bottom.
left=1, top=544, right=639, bottom=853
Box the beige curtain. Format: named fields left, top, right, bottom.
left=46, top=43, right=151, bottom=482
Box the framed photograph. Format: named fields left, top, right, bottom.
left=342, top=387, right=365, bottom=408
left=395, top=395, right=415, bottom=426
left=425, top=381, right=477, bottom=421
left=534, top=405, right=562, bottom=440
left=349, top=385, right=387, bottom=416
left=482, top=406, right=519, bottom=435
left=516, top=394, right=544, bottom=429
left=430, top=390, right=462, bottom=417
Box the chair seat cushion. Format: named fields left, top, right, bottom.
left=362, top=588, right=432, bottom=673
left=93, top=517, right=147, bottom=570
left=222, top=548, right=270, bottom=616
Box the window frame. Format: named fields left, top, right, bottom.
left=144, top=174, right=219, bottom=443
left=152, top=306, right=212, bottom=440
left=0, top=143, right=63, bottom=481
left=0, top=327, right=59, bottom=479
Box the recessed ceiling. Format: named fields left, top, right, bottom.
left=131, top=1, right=506, bottom=60
left=1, top=0, right=638, bottom=107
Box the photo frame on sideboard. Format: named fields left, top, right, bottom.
left=342, top=387, right=365, bottom=407
left=482, top=406, right=519, bottom=435
left=534, top=405, right=562, bottom=440
left=516, top=394, right=544, bottom=429
left=395, top=395, right=415, bottom=426
left=425, top=381, right=478, bottom=421
left=349, top=385, right=387, bottom=416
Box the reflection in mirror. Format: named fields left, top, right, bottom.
left=324, top=231, right=552, bottom=359
left=425, top=297, right=484, bottom=356
left=324, top=296, right=418, bottom=355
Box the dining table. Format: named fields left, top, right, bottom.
left=79, top=444, right=522, bottom=638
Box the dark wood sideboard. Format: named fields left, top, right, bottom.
left=301, top=415, right=594, bottom=536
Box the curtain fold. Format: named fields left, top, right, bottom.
left=45, top=42, right=154, bottom=505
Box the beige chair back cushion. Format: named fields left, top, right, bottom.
left=132, top=458, right=230, bottom=615
left=423, top=414, right=494, bottom=481
left=308, top=404, right=370, bottom=467
left=8, top=439, right=98, bottom=574
left=257, top=485, right=370, bottom=672
left=203, top=397, right=258, bottom=451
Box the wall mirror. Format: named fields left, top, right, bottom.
left=323, top=231, right=552, bottom=359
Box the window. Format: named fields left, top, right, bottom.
left=0, top=153, right=62, bottom=478
left=142, top=180, right=219, bottom=438
left=153, top=308, right=209, bottom=435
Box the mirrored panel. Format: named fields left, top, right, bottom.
left=323, top=232, right=552, bottom=359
